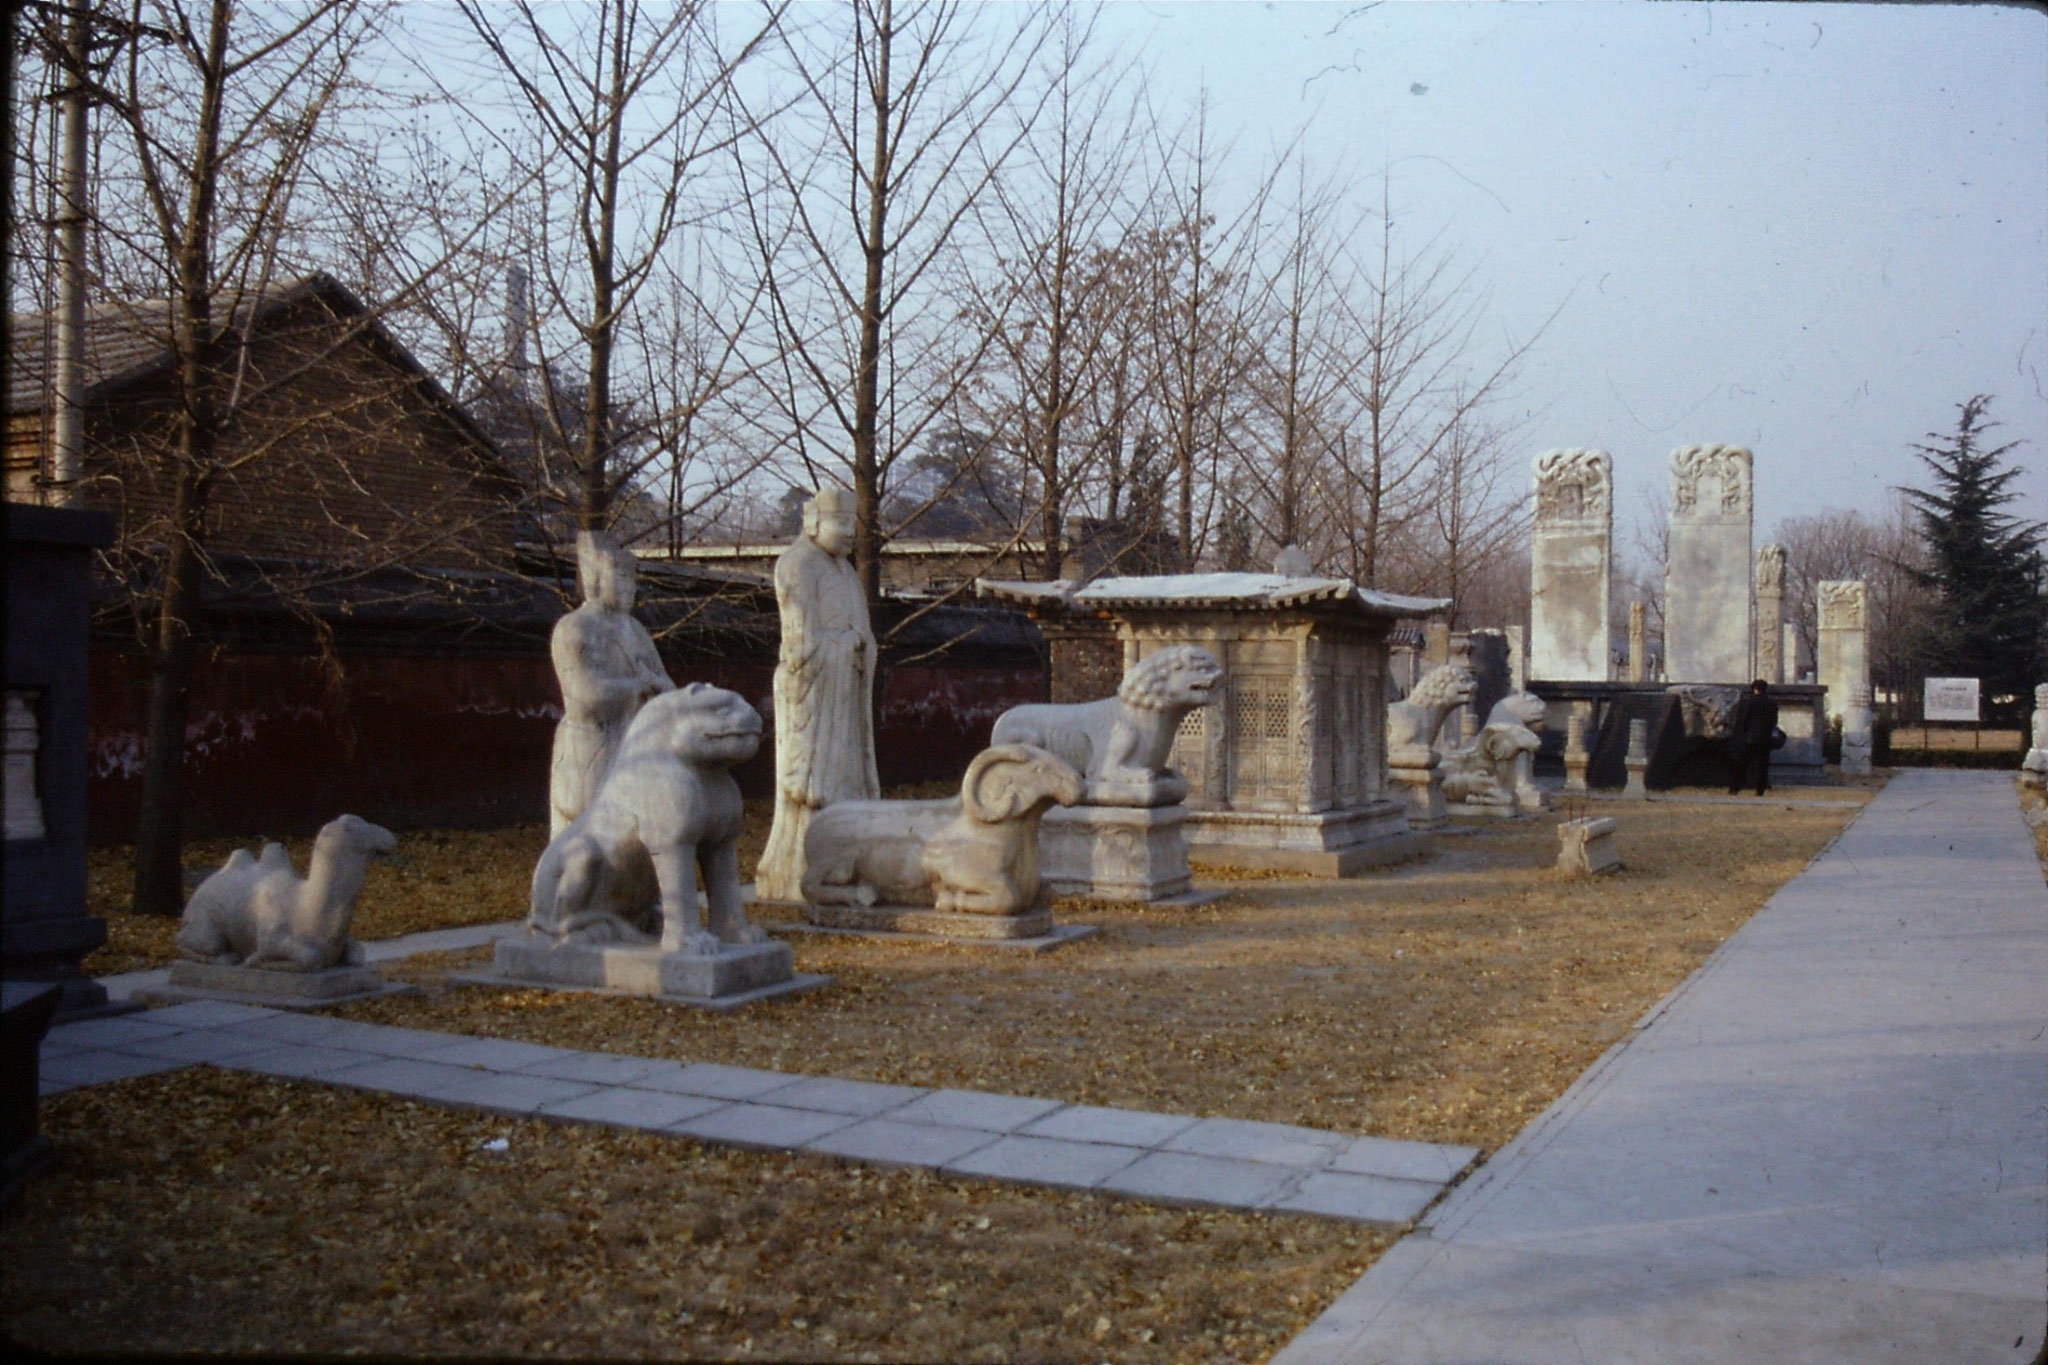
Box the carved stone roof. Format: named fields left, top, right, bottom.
left=977, top=572, right=1447, bottom=620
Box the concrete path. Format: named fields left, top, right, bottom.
left=1276, top=768, right=2048, bottom=1365
left=38, top=999, right=1476, bottom=1227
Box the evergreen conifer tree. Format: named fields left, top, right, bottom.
left=1898, top=395, right=2045, bottom=723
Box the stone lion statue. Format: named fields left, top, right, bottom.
left=990, top=645, right=1222, bottom=806
left=177, top=814, right=397, bottom=971
left=1442, top=691, right=1547, bottom=809
left=1386, top=664, right=1477, bottom=769
left=529, top=682, right=765, bottom=954
left=802, top=744, right=1085, bottom=916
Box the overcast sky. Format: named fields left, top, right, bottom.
left=1096, top=0, right=2047, bottom=541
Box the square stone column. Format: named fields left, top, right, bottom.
left=1626, top=602, right=1647, bottom=683
left=1529, top=449, right=1612, bottom=681
left=1816, top=580, right=1869, bottom=724
left=1754, top=544, right=1785, bottom=686
left=1663, top=444, right=1754, bottom=683
left=1782, top=622, right=1800, bottom=684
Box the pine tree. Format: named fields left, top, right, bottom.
left=1898, top=395, right=2046, bottom=723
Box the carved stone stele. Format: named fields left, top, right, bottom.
left=528, top=684, right=768, bottom=956
left=1755, top=545, right=1786, bottom=686
left=1818, top=580, right=1867, bottom=630
left=549, top=532, right=673, bottom=836
left=176, top=814, right=396, bottom=971
left=990, top=645, right=1221, bottom=807
left=1841, top=683, right=1874, bottom=777
left=1669, top=444, right=1752, bottom=518
left=1530, top=448, right=1613, bottom=682
left=801, top=744, right=1085, bottom=937
left=1664, top=444, right=1754, bottom=683
left=1816, top=579, right=1870, bottom=724
left=757, top=487, right=880, bottom=902
left=1754, top=543, right=1786, bottom=593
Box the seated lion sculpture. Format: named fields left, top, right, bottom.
left=990, top=645, right=1222, bottom=806
left=1386, top=664, right=1478, bottom=770
left=801, top=744, right=1085, bottom=917
left=177, top=814, right=397, bottom=972
left=529, top=683, right=765, bottom=954
left=1442, top=691, right=1547, bottom=809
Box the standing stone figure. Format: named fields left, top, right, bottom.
left=2020, top=684, right=2048, bottom=790
left=756, top=487, right=880, bottom=902
left=550, top=532, right=673, bottom=836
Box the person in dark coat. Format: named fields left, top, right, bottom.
left=1727, top=678, right=1780, bottom=796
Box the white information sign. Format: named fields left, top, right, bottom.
left=1923, top=677, right=1980, bottom=723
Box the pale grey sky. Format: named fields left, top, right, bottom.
left=1098, top=0, right=2048, bottom=538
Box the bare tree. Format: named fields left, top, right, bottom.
left=450, top=0, right=784, bottom=539
left=1417, top=400, right=1531, bottom=627
left=734, top=0, right=1055, bottom=604
left=1776, top=499, right=1934, bottom=713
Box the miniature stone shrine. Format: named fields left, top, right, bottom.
left=1755, top=545, right=1786, bottom=686
left=164, top=814, right=399, bottom=1006
left=756, top=487, right=880, bottom=903
left=550, top=531, right=673, bottom=836
left=1623, top=719, right=1650, bottom=798
left=1385, top=663, right=1477, bottom=832
left=801, top=744, right=1085, bottom=939
left=1556, top=816, right=1622, bottom=877
left=1442, top=691, right=1548, bottom=816
left=1816, top=579, right=1869, bottom=726
left=505, top=684, right=816, bottom=1006
left=981, top=572, right=1445, bottom=875
left=2021, top=684, right=2048, bottom=789
left=1562, top=713, right=1591, bottom=793
left=991, top=646, right=1222, bottom=901
left=1529, top=449, right=1613, bottom=681
left=1663, top=444, right=1754, bottom=683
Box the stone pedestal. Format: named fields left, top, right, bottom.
left=1562, top=714, right=1590, bottom=793
left=1623, top=719, right=1650, bottom=800
left=1817, top=580, right=1869, bottom=725
left=1387, top=764, right=1448, bottom=834
left=148, top=958, right=402, bottom=1010
left=1038, top=804, right=1194, bottom=902
left=491, top=937, right=821, bottom=1009
left=1, top=982, right=59, bottom=1204
left=1529, top=449, right=1613, bottom=682
left=2, top=505, right=117, bottom=1020
left=1556, top=817, right=1622, bottom=877
left=1186, top=802, right=1421, bottom=873
left=1663, top=444, right=1753, bottom=683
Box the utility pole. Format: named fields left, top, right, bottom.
left=47, top=0, right=92, bottom=506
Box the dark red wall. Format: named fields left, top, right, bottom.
left=87, top=647, right=1043, bottom=842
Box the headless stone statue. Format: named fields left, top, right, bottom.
left=755, top=487, right=880, bottom=901
left=549, top=531, right=673, bottom=836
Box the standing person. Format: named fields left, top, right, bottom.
left=1727, top=678, right=1779, bottom=796
left=548, top=532, right=673, bottom=835
left=756, top=486, right=880, bottom=902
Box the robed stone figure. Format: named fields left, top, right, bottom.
left=548, top=531, right=673, bottom=835
left=756, top=487, right=880, bottom=901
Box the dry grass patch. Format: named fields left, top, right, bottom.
left=343, top=791, right=1869, bottom=1153
left=2, top=1068, right=1389, bottom=1363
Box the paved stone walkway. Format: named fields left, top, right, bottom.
left=39, top=998, right=1477, bottom=1226
left=1275, top=768, right=2048, bottom=1365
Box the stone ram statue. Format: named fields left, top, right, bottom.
left=176, top=814, right=397, bottom=971
left=529, top=682, right=766, bottom=955
left=989, top=645, right=1221, bottom=806
left=1442, top=691, right=1547, bottom=810
left=801, top=744, right=1085, bottom=915
left=1386, top=664, right=1477, bottom=769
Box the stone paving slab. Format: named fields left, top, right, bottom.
left=39, top=1048, right=191, bottom=1094
left=1276, top=769, right=2048, bottom=1364
left=1098, top=1150, right=1301, bottom=1209
left=670, top=1102, right=856, bottom=1150
left=803, top=1117, right=1001, bottom=1170
left=409, top=1035, right=579, bottom=1071
left=1163, top=1115, right=1350, bottom=1166
left=644, top=1061, right=805, bottom=1100
left=1017, top=1103, right=1202, bottom=1149
left=230, top=1043, right=386, bottom=1080
left=892, top=1089, right=1067, bottom=1133
left=512, top=1051, right=674, bottom=1086
left=1273, top=1171, right=1442, bottom=1224
left=941, top=1134, right=1146, bottom=1191
left=762, top=1075, right=927, bottom=1116
left=538, top=1087, right=728, bottom=1131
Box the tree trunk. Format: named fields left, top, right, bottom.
left=131, top=473, right=208, bottom=915
left=850, top=0, right=893, bottom=607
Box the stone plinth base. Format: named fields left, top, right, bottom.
left=1445, top=803, right=1528, bottom=823
left=777, top=921, right=1096, bottom=954
left=1557, top=817, right=1623, bottom=876
left=803, top=902, right=1056, bottom=941
left=1387, top=765, right=1447, bottom=833
left=2, top=982, right=60, bottom=1204
left=149, top=959, right=404, bottom=1010
left=1038, top=804, right=1193, bottom=902
left=490, top=937, right=818, bottom=1009
left=1184, top=800, right=1421, bottom=877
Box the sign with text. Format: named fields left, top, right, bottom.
left=1923, top=677, right=1980, bottom=723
